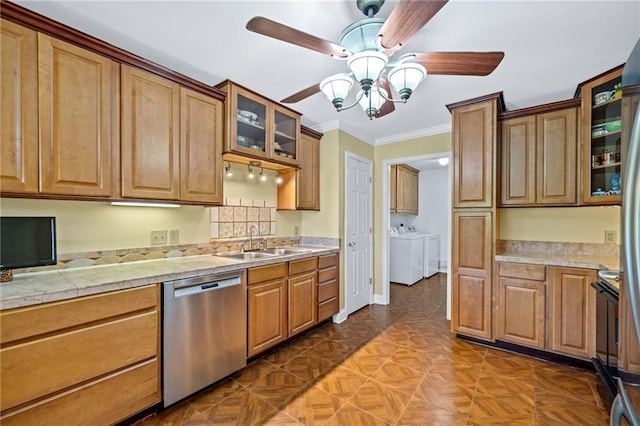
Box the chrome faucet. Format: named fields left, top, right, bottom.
left=248, top=224, right=259, bottom=251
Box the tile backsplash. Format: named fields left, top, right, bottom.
left=209, top=198, right=276, bottom=239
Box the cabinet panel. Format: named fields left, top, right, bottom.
left=296, top=133, right=320, bottom=210
left=318, top=253, right=338, bottom=269
left=394, top=164, right=419, bottom=215
left=0, top=19, right=38, bottom=194
left=536, top=108, right=578, bottom=205
left=318, top=279, right=338, bottom=302
left=550, top=267, right=596, bottom=359
left=179, top=88, right=223, bottom=204
left=452, top=100, right=496, bottom=208
left=1, top=311, right=158, bottom=411
left=288, top=271, right=317, bottom=336
left=497, top=277, right=546, bottom=349
left=500, top=116, right=536, bottom=205
left=247, top=279, right=287, bottom=357
left=121, top=65, right=180, bottom=200
left=38, top=34, right=117, bottom=197
left=318, top=298, right=339, bottom=322
left=248, top=263, right=286, bottom=285
left=288, top=257, right=317, bottom=276
left=1, top=359, right=159, bottom=426
left=580, top=66, right=623, bottom=205
left=390, top=165, right=397, bottom=212
left=452, top=211, right=492, bottom=340
left=619, top=277, right=640, bottom=377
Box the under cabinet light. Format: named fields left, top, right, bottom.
left=259, top=168, right=267, bottom=182
left=225, top=161, right=233, bottom=177
left=110, top=202, right=181, bottom=208
left=275, top=173, right=283, bottom=184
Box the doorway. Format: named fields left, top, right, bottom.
left=344, top=152, right=373, bottom=317
left=381, top=152, right=453, bottom=319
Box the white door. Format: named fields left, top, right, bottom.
left=345, top=152, right=373, bottom=316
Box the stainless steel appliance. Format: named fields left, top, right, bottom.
left=591, top=273, right=619, bottom=408
left=611, top=39, right=640, bottom=426
left=162, top=271, right=247, bottom=407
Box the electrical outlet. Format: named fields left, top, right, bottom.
left=604, top=230, right=617, bottom=244
left=150, top=230, right=167, bottom=245
left=169, top=229, right=179, bottom=244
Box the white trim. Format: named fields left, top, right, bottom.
left=309, top=120, right=451, bottom=147
left=344, top=151, right=374, bottom=317
left=332, top=309, right=349, bottom=324
left=373, top=294, right=388, bottom=305
left=374, top=123, right=452, bottom=146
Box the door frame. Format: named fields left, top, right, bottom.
left=380, top=152, right=453, bottom=320
left=343, top=151, right=374, bottom=317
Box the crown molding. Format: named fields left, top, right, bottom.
left=373, top=123, right=452, bottom=145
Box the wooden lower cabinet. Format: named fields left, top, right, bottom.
left=318, top=253, right=339, bottom=321
left=247, top=263, right=288, bottom=358
left=549, top=266, right=596, bottom=359
left=0, top=285, right=160, bottom=424
left=496, top=262, right=547, bottom=349
left=451, top=211, right=493, bottom=340
left=288, top=257, right=318, bottom=336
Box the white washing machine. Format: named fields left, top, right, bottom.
left=390, top=234, right=424, bottom=285
left=423, top=234, right=440, bottom=278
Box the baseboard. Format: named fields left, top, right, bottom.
left=456, top=334, right=596, bottom=371
left=373, top=294, right=388, bottom=305
left=332, top=309, right=348, bottom=324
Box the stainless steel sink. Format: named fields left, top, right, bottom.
left=215, top=252, right=275, bottom=260
left=261, top=248, right=310, bottom=255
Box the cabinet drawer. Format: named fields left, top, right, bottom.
left=318, top=253, right=338, bottom=269
left=318, top=279, right=338, bottom=303
left=1, top=311, right=158, bottom=411
left=1, top=285, right=158, bottom=345
left=248, top=263, right=286, bottom=285
left=288, top=257, right=318, bottom=276
left=318, top=297, right=339, bottom=322
left=318, top=265, right=337, bottom=283
left=498, top=262, right=546, bottom=281
left=1, top=359, right=159, bottom=426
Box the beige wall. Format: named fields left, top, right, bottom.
left=499, top=206, right=621, bottom=244
left=372, top=133, right=452, bottom=294
left=0, top=164, right=300, bottom=253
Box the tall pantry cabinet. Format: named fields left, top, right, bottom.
left=448, top=93, right=504, bottom=341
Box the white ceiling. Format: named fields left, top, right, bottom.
left=15, top=0, right=640, bottom=145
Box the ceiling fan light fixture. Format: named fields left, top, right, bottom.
left=388, top=62, right=427, bottom=101
left=320, top=73, right=354, bottom=110
left=347, top=51, right=388, bottom=92
left=358, top=86, right=387, bottom=118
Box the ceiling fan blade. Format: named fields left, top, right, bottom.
left=375, top=76, right=395, bottom=118
left=378, top=0, right=448, bottom=51
left=411, top=52, right=505, bottom=76
left=281, top=83, right=321, bottom=104
left=247, top=17, right=347, bottom=59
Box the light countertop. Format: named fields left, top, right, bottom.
left=0, top=245, right=339, bottom=311
left=495, top=251, right=620, bottom=271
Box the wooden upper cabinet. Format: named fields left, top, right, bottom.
left=390, top=165, right=397, bottom=213
left=451, top=211, right=493, bottom=340
left=500, top=105, right=579, bottom=206
left=121, top=65, right=180, bottom=200
left=536, top=108, right=578, bottom=205
left=500, top=116, right=536, bottom=205
left=296, top=132, right=320, bottom=210
left=396, top=164, right=419, bottom=215
left=451, top=99, right=497, bottom=208
left=217, top=80, right=300, bottom=167
left=0, top=19, right=38, bottom=194
left=38, top=34, right=118, bottom=197
left=179, top=88, right=223, bottom=204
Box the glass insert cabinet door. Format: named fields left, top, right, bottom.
left=236, top=94, right=267, bottom=155
left=581, top=66, right=623, bottom=205
left=273, top=109, right=297, bottom=162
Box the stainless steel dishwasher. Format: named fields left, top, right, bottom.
left=162, top=271, right=246, bottom=407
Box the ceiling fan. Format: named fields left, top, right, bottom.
left=246, top=0, right=504, bottom=119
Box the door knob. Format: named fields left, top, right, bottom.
left=348, top=241, right=356, bottom=247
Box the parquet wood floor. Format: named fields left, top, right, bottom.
left=137, top=273, right=609, bottom=425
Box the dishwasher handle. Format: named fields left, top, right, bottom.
left=169, top=275, right=242, bottom=298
